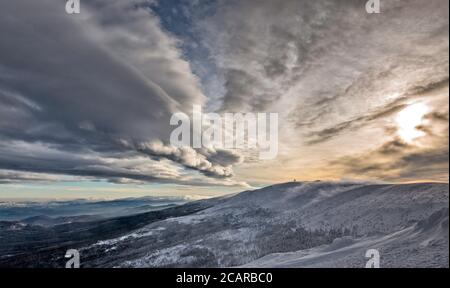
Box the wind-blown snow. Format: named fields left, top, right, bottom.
left=78, top=182, right=449, bottom=268
left=243, top=208, right=449, bottom=268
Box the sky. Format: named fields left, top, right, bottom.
left=0, top=0, right=448, bottom=200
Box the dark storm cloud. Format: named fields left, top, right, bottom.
left=1, top=1, right=175, bottom=140
left=202, top=148, right=244, bottom=167
left=0, top=0, right=245, bottom=185
left=135, top=140, right=241, bottom=178
left=0, top=139, right=243, bottom=187
left=0, top=170, right=73, bottom=184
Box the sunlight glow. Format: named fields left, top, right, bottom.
left=395, top=103, right=429, bottom=143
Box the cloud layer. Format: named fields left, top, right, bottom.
left=0, top=0, right=244, bottom=186
left=184, top=0, right=449, bottom=183
left=0, top=0, right=448, bottom=189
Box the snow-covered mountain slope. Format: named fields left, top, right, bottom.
left=243, top=207, right=449, bottom=268
left=78, top=181, right=448, bottom=268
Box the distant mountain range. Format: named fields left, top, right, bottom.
left=0, top=196, right=188, bottom=222
left=0, top=182, right=448, bottom=268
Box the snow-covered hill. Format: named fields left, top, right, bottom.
left=243, top=207, right=449, bottom=268
left=78, top=181, right=448, bottom=268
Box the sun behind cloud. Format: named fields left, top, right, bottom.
left=395, top=103, right=429, bottom=144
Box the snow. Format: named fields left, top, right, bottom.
left=243, top=208, right=449, bottom=268
left=87, top=226, right=166, bottom=249
left=77, top=181, right=449, bottom=268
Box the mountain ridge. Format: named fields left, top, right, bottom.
left=0, top=181, right=448, bottom=268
